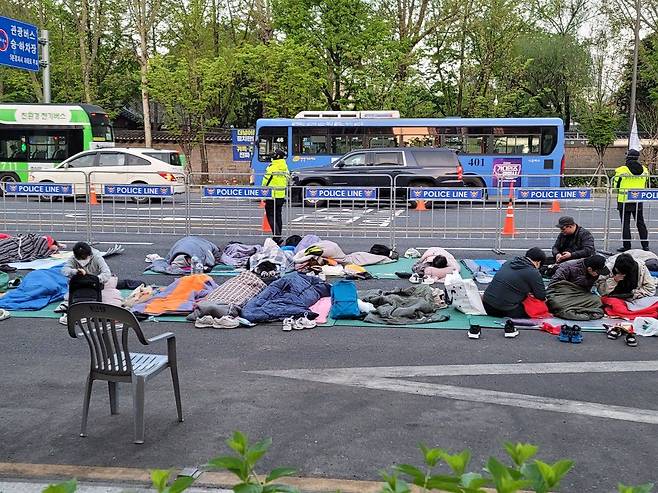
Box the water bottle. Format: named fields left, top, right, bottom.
left=191, top=256, right=203, bottom=274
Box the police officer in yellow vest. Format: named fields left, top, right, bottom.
left=612, top=149, right=650, bottom=252
left=262, top=148, right=289, bottom=244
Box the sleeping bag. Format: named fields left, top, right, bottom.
left=241, top=272, right=331, bottom=322
left=0, top=266, right=68, bottom=310
left=131, top=274, right=218, bottom=316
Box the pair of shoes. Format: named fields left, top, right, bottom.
left=467, top=321, right=518, bottom=340
left=604, top=323, right=637, bottom=347
left=409, top=273, right=423, bottom=284
left=55, top=301, right=68, bottom=314
left=293, top=314, right=317, bottom=330
left=195, top=315, right=240, bottom=329
left=558, top=324, right=583, bottom=343
left=617, top=246, right=630, bottom=253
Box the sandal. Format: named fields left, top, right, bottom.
left=409, top=273, right=422, bottom=284
left=606, top=326, right=622, bottom=340
left=625, top=333, right=638, bottom=347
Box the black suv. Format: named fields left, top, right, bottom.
left=290, top=147, right=484, bottom=205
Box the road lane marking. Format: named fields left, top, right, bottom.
left=251, top=361, right=658, bottom=424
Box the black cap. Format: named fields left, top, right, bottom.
left=627, top=149, right=640, bottom=158
left=584, top=255, right=610, bottom=275
left=556, top=216, right=575, bottom=228
left=525, top=247, right=546, bottom=263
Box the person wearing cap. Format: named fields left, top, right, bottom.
left=612, top=149, right=650, bottom=252
left=482, top=247, right=547, bottom=318
left=596, top=252, right=656, bottom=300
left=261, top=148, right=289, bottom=244
left=550, top=216, right=595, bottom=264
left=549, top=255, right=610, bottom=291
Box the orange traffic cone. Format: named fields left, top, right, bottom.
left=501, top=199, right=516, bottom=236
left=259, top=200, right=265, bottom=209
left=550, top=200, right=561, bottom=213
left=262, top=212, right=272, bottom=233
left=415, top=199, right=428, bottom=211
left=89, top=185, right=98, bottom=205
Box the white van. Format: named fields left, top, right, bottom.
left=29, top=147, right=186, bottom=202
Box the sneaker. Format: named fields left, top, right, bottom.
left=195, top=315, right=216, bottom=329
left=409, top=273, right=422, bottom=284
left=504, top=320, right=519, bottom=338
left=570, top=325, right=583, bottom=344
left=558, top=324, right=571, bottom=343
left=625, top=333, right=638, bottom=347
left=293, top=315, right=317, bottom=330
left=55, top=301, right=68, bottom=314
left=58, top=314, right=68, bottom=326
left=213, top=316, right=240, bottom=329
left=468, top=324, right=481, bottom=339
left=282, top=318, right=294, bottom=331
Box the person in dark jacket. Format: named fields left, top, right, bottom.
left=482, top=247, right=546, bottom=318
left=550, top=216, right=595, bottom=263
left=549, top=255, right=609, bottom=291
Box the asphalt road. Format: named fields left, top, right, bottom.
left=1, top=195, right=657, bottom=252
left=1, top=241, right=657, bottom=492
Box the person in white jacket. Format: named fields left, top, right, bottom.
left=596, top=252, right=656, bottom=300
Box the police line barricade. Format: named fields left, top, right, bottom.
left=87, top=171, right=188, bottom=239
left=0, top=170, right=90, bottom=240
left=188, top=172, right=278, bottom=239
left=289, top=174, right=394, bottom=245
left=609, top=185, right=658, bottom=251
left=497, top=173, right=611, bottom=252
left=391, top=177, right=493, bottom=250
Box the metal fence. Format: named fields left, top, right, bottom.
left=1, top=171, right=656, bottom=252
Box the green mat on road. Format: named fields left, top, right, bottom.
left=326, top=308, right=500, bottom=330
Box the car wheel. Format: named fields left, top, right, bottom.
left=407, top=181, right=434, bottom=209
left=464, top=177, right=488, bottom=201
left=37, top=180, right=62, bottom=202
left=302, top=180, right=327, bottom=208
left=130, top=181, right=149, bottom=204
left=0, top=172, right=19, bottom=197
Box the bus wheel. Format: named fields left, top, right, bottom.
left=302, top=181, right=327, bottom=208
left=0, top=172, right=19, bottom=197
left=131, top=182, right=150, bottom=204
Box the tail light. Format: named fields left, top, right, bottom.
left=560, top=155, right=566, bottom=175
left=159, top=172, right=176, bottom=182
left=457, top=164, right=463, bottom=181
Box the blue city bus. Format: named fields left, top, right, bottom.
left=251, top=112, right=565, bottom=192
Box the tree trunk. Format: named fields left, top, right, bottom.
left=564, top=91, right=571, bottom=131
left=78, top=0, right=93, bottom=102
left=140, top=60, right=152, bottom=147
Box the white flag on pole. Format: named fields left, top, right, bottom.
left=629, top=115, right=642, bottom=151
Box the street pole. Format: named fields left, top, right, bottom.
left=628, top=0, right=640, bottom=132
left=39, top=29, right=51, bottom=103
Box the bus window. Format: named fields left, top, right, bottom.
left=89, top=112, right=114, bottom=142
left=28, top=134, right=68, bottom=161
left=369, top=135, right=397, bottom=148
left=0, top=133, right=27, bottom=161
left=541, top=127, right=557, bottom=155
left=329, top=128, right=365, bottom=154
left=258, top=127, right=287, bottom=162
left=465, top=135, right=486, bottom=154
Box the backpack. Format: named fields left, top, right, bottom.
left=329, top=280, right=360, bottom=319
left=68, top=273, right=103, bottom=305
left=369, top=244, right=391, bottom=257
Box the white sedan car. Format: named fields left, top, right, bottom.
left=29, top=147, right=186, bottom=202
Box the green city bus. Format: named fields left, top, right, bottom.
left=0, top=103, right=114, bottom=185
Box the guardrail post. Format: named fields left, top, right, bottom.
left=85, top=172, right=93, bottom=243
left=390, top=177, right=396, bottom=250
left=185, top=173, right=192, bottom=236
left=603, top=175, right=611, bottom=252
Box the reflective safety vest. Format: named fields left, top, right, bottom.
left=261, top=158, right=289, bottom=199
left=613, top=164, right=649, bottom=203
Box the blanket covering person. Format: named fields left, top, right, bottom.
left=220, top=242, right=261, bottom=268
left=249, top=238, right=294, bottom=277
left=149, top=236, right=222, bottom=274
left=412, top=247, right=459, bottom=279
left=596, top=253, right=656, bottom=300
left=293, top=240, right=393, bottom=271
left=601, top=296, right=658, bottom=319
left=546, top=280, right=604, bottom=320
left=0, top=266, right=68, bottom=310
left=358, top=285, right=449, bottom=324
left=0, top=233, right=58, bottom=265
left=132, top=274, right=218, bottom=316
left=241, top=272, right=331, bottom=322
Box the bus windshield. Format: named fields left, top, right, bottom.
left=90, top=112, right=114, bottom=142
